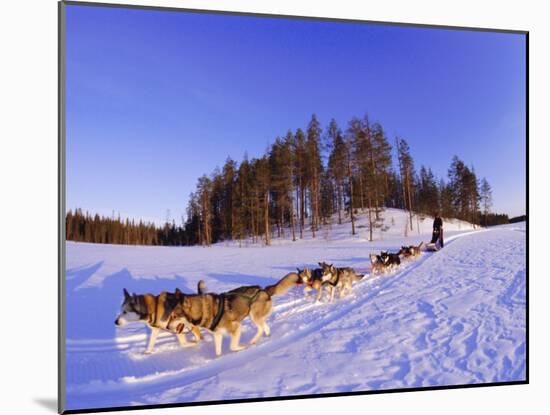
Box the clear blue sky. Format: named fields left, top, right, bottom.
left=65, top=4, right=526, bottom=224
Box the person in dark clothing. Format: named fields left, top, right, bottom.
left=431, top=213, right=444, bottom=247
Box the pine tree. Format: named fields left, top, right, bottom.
left=418, top=165, right=440, bottom=215
left=344, top=122, right=358, bottom=235
left=448, top=156, right=479, bottom=223
left=256, top=156, right=271, bottom=245
left=327, top=119, right=346, bottom=225
left=396, top=137, right=416, bottom=231
left=480, top=177, right=492, bottom=226
left=197, top=175, right=212, bottom=246
left=371, top=122, right=393, bottom=219
left=283, top=130, right=297, bottom=241
left=222, top=157, right=237, bottom=240
left=294, top=128, right=307, bottom=239
left=306, top=114, right=323, bottom=237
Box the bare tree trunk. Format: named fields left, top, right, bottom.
left=359, top=174, right=365, bottom=211
left=290, top=189, right=296, bottom=241
left=231, top=203, right=235, bottom=241
left=348, top=158, right=356, bottom=235
left=279, top=205, right=284, bottom=238
left=396, top=137, right=408, bottom=214
left=337, top=178, right=343, bottom=225
left=313, top=180, right=317, bottom=235
left=368, top=196, right=373, bottom=241
left=264, top=192, right=270, bottom=246
left=315, top=175, right=320, bottom=234
left=374, top=191, right=380, bottom=220
left=369, top=141, right=380, bottom=220
left=250, top=194, right=256, bottom=243
left=299, top=182, right=305, bottom=239
left=257, top=192, right=261, bottom=243
left=406, top=170, right=414, bottom=231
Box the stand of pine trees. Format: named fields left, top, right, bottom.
left=67, top=113, right=506, bottom=246
left=66, top=209, right=187, bottom=246
left=184, top=114, right=498, bottom=246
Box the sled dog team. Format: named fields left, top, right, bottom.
left=369, top=242, right=423, bottom=274
left=115, top=242, right=424, bottom=357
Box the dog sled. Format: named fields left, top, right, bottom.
left=425, top=241, right=441, bottom=252
left=425, top=228, right=443, bottom=251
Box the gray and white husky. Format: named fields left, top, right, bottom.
left=319, top=262, right=365, bottom=302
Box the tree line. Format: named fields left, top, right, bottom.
left=184, top=114, right=497, bottom=246
left=66, top=209, right=188, bottom=246
left=67, top=113, right=506, bottom=246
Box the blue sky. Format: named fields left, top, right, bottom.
left=65, top=5, right=526, bottom=224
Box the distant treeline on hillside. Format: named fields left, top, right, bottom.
left=67, top=113, right=509, bottom=246
left=509, top=215, right=527, bottom=224
left=66, top=209, right=188, bottom=246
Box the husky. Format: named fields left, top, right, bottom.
left=370, top=254, right=386, bottom=274
left=298, top=265, right=329, bottom=302
left=380, top=251, right=401, bottom=270
left=164, top=272, right=302, bottom=357
left=319, top=263, right=365, bottom=301
left=115, top=288, right=202, bottom=354
left=398, top=242, right=423, bottom=258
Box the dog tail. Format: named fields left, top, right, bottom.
left=353, top=273, right=366, bottom=282
left=265, top=272, right=301, bottom=297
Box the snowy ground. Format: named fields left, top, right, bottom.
left=64, top=210, right=526, bottom=411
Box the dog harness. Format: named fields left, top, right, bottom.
left=227, top=285, right=263, bottom=305
left=209, top=294, right=226, bottom=331
left=304, top=278, right=315, bottom=287
left=209, top=286, right=263, bottom=331
left=323, top=271, right=340, bottom=287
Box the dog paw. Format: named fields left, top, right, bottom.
left=231, top=345, right=246, bottom=352
left=144, top=350, right=154, bottom=355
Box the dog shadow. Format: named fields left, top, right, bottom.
left=65, top=264, right=194, bottom=340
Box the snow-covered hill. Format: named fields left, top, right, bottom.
left=64, top=210, right=525, bottom=411
left=219, top=208, right=476, bottom=247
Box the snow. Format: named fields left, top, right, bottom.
left=64, top=209, right=526, bottom=411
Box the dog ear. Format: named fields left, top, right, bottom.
left=318, top=262, right=323, bottom=267
left=123, top=288, right=130, bottom=299
left=297, top=268, right=301, bottom=273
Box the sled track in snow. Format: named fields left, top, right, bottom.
left=69, top=230, right=484, bottom=405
